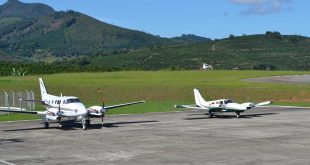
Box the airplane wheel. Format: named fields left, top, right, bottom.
left=86, top=120, right=91, bottom=127
left=44, top=122, right=49, bottom=129
left=82, top=124, right=87, bottom=130
left=236, top=112, right=240, bottom=118
left=82, top=120, right=87, bottom=130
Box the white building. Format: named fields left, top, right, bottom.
left=202, top=63, right=213, bottom=70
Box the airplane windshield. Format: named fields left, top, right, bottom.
left=224, top=100, right=234, bottom=104
left=66, top=98, right=81, bottom=104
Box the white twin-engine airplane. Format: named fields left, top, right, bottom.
left=175, top=89, right=272, bottom=118
left=0, top=78, right=145, bottom=130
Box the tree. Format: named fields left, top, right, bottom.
left=229, top=34, right=235, bottom=39
left=11, top=67, right=27, bottom=76
left=265, top=31, right=282, bottom=39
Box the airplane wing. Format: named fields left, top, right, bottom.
left=255, top=101, right=273, bottom=107
left=261, top=105, right=310, bottom=109
left=0, top=108, right=46, bottom=115
left=104, top=101, right=145, bottom=110
left=175, top=104, right=208, bottom=110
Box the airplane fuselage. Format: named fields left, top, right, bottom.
left=43, top=94, right=88, bottom=121
left=201, top=99, right=247, bottom=112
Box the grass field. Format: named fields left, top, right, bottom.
left=1, top=70, right=310, bottom=122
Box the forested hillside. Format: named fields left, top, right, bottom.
left=0, top=0, right=209, bottom=61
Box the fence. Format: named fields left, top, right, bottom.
left=0, top=91, right=35, bottom=115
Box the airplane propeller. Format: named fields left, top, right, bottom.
left=242, top=101, right=273, bottom=109
left=56, top=101, right=63, bottom=116
left=101, top=100, right=105, bottom=123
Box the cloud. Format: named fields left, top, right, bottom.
left=229, top=0, right=292, bottom=15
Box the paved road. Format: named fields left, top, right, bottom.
left=244, top=74, right=310, bottom=84
left=1, top=107, right=310, bottom=165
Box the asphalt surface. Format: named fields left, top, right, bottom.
left=244, top=74, right=310, bottom=84
left=1, top=107, right=310, bottom=165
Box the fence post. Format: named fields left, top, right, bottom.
left=26, top=91, right=30, bottom=109
left=0, top=90, right=35, bottom=113
left=31, top=91, right=35, bottom=110
left=12, top=90, right=15, bottom=107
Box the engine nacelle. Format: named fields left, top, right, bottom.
left=87, top=106, right=106, bottom=117
left=46, top=114, right=61, bottom=121
left=241, top=102, right=254, bottom=109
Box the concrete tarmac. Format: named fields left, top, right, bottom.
left=244, top=74, right=310, bottom=84
left=1, top=107, right=310, bottom=165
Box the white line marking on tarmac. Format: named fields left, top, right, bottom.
left=0, top=160, right=15, bottom=165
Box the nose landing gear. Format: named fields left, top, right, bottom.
left=82, top=118, right=90, bottom=130
left=43, top=122, right=49, bottom=129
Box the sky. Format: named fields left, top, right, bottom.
left=1, top=0, right=309, bottom=39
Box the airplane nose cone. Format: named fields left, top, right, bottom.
left=74, top=103, right=87, bottom=115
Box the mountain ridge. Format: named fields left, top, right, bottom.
left=0, top=0, right=55, bottom=19
left=0, top=0, right=210, bottom=62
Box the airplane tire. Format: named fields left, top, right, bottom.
left=236, top=112, right=240, bottom=118
left=82, top=120, right=87, bottom=130
left=44, top=122, right=49, bottom=129
left=86, top=120, right=91, bottom=127
left=82, top=124, right=87, bottom=130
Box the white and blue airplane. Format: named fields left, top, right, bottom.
left=175, top=89, right=272, bottom=118
left=0, top=78, right=145, bottom=130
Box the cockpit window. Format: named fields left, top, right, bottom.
left=65, top=98, right=81, bottom=104
left=224, top=100, right=234, bottom=104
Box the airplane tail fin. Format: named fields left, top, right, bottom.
left=194, top=89, right=207, bottom=106
left=39, top=78, right=48, bottom=100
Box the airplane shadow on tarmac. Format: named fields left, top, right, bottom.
left=0, top=138, right=24, bottom=145
left=2, top=120, right=159, bottom=132
left=184, top=113, right=278, bottom=120
left=101, top=120, right=158, bottom=128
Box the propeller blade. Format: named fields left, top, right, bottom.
left=56, top=101, right=63, bottom=116
left=256, top=101, right=273, bottom=106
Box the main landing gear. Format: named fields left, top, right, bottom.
left=208, top=112, right=214, bottom=118
left=236, top=112, right=241, bottom=118
left=43, top=122, right=49, bottom=129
